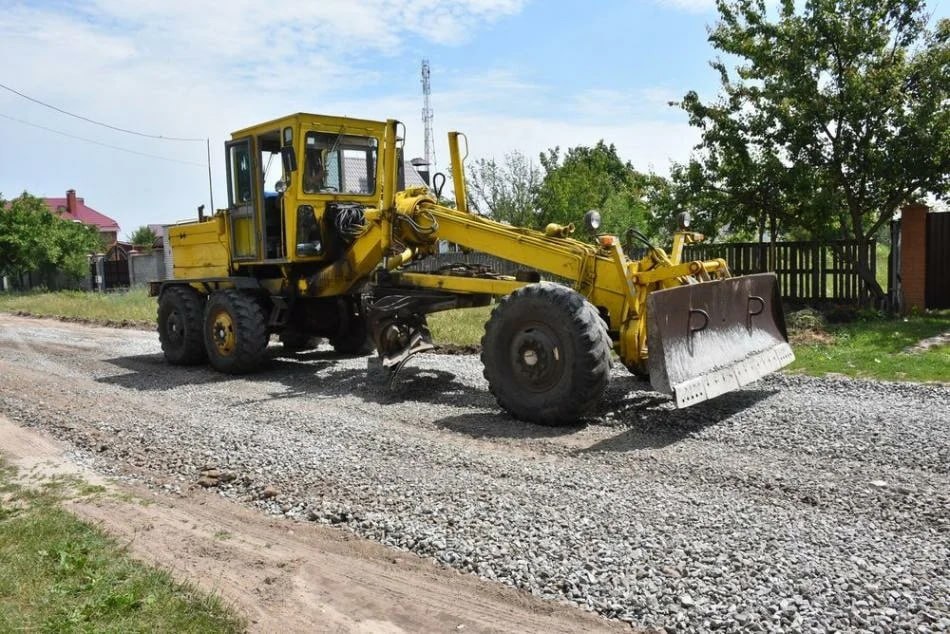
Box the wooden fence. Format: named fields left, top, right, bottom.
left=412, top=239, right=878, bottom=304
left=684, top=240, right=878, bottom=303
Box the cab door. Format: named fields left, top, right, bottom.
left=226, top=137, right=260, bottom=261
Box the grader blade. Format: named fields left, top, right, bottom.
left=646, top=273, right=794, bottom=408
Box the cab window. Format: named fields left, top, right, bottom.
left=229, top=143, right=253, bottom=204
left=303, top=132, right=377, bottom=195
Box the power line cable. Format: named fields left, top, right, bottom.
left=0, top=81, right=205, bottom=142
left=0, top=113, right=206, bottom=167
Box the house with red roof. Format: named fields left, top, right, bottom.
left=43, top=189, right=120, bottom=247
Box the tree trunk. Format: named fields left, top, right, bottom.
left=829, top=239, right=885, bottom=306
left=757, top=211, right=767, bottom=272
left=855, top=236, right=884, bottom=306
left=768, top=209, right=778, bottom=273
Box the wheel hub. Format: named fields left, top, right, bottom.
left=210, top=310, right=236, bottom=356
left=166, top=310, right=184, bottom=343
left=522, top=349, right=539, bottom=366
left=510, top=326, right=563, bottom=391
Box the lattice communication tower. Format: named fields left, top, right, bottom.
left=421, top=59, right=436, bottom=173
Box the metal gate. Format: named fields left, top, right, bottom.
left=926, top=212, right=950, bottom=309
left=90, top=259, right=130, bottom=290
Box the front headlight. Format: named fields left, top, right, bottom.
left=676, top=211, right=691, bottom=230
left=583, top=209, right=602, bottom=233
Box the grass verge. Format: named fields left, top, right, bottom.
left=787, top=311, right=949, bottom=383
left=2, top=290, right=946, bottom=383
left=0, top=288, right=493, bottom=345
left=0, top=287, right=155, bottom=325
left=0, top=461, right=244, bottom=633
left=428, top=305, right=493, bottom=347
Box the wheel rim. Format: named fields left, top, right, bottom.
left=166, top=309, right=185, bottom=347
left=508, top=324, right=564, bottom=392
left=209, top=309, right=236, bottom=356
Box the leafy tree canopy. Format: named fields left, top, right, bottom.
left=536, top=141, right=667, bottom=237
left=675, top=0, right=949, bottom=299
left=467, top=151, right=543, bottom=228
left=128, top=225, right=158, bottom=249
left=0, top=192, right=101, bottom=283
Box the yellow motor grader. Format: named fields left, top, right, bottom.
left=151, top=112, right=793, bottom=424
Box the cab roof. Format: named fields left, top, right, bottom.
left=230, top=113, right=392, bottom=140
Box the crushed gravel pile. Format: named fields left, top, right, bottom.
left=0, top=318, right=947, bottom=632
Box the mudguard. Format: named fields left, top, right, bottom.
left=646, top=273, right=795, bottom=408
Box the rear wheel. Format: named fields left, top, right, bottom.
left=279, top=330, right=319, bottom=353
left=329, top=318, right=374, bottom=355
left=481, top=283, right=611, bottom=425
left=203, top=290, right=269, bottom=374
left=157, top=286, right=207, bottom=365
left=330, top=298, right=374, bottom=355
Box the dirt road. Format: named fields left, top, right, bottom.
left=0, top=313, right=947, bottom=631
left=0, top=315, right=619, bottom=633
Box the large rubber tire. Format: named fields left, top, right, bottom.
left=329, top=318, right=374, bottom=355
left=481, top=283, right=611, bottom=425
left=203, top=290, right=269, bottom=374
left=157, top=286, right=207, bottom=365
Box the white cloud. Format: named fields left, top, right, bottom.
left=652, top=0, right=717, bottom=13
left=322, top=76, right=698, bottom=177
left=0, top=0, right=698, bottom=233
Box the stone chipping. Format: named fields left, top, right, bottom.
left=0, top=318, right=947, bottom=632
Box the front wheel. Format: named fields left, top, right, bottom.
left=203, top=290, right=269, bottom=374
left=481, top=283, right=611, bottom=425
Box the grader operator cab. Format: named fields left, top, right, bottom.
left=151, top=112, right=794, bottom=425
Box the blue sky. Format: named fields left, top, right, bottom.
left=0, top=0, right=729, bottom=235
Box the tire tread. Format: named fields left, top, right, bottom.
left=158, top=285, right=207, bottom=365
left=204, top=290, right=269, bottom=374
left=481, top=283, right=611, bottom=425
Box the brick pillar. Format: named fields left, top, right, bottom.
left=899, top=203, right=929, bottom=312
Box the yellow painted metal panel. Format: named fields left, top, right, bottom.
left=307, top=223, right=385, bottom=297
left=392, top=272, right=526, bottom=296
left=168, top=217, right=229, bottom=279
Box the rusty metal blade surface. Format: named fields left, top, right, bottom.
left=646, top=273, right=794, bottom=408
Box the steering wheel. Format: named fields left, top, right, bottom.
left=320, top=186, right=338, bottom=193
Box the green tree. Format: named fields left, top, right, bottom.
left=0, top=192, right=100, bottom=286
left=47, top=212, right=102, bottom=278
left=128, top=225, right=158, bottom=251
left=677, top=0, right=950, bottom=302
left=537, top=141, right=665, bottom=237
left=0, top=193, right=49, bottom=282
left=467, top=151, right=543, bottom=228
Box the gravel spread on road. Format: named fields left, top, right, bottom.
left=0, top=315, right=947, bottom=632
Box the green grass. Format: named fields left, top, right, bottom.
left=428, top=305, right=493, bottom=347
left=0, top=287, right=156, bottom=323
left=3, top=288, right=945, bottom=383
left=0, top=461, right=244, bottom=633
left=0, top=288, right=495, bottom=344
left=789, top=312, right=949, bottom=383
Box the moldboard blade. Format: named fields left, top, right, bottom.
left=646, top=273, right=794, bottom=408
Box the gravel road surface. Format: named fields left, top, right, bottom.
left=0, top=314, right=947, bottom=632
